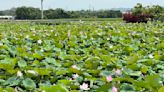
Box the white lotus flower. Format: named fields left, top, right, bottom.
left=110, top=45, right=113, bottom=48
left=72, top=65, right=80, bottom=70
left=148, top=54, right=153, bottom=59
left=80, top=31, right=83, bottom=35
left=37, top=40, right=42, bottom=44
left=40, top=49, right=44, bottom=52
left=79, top=20, right=82, bottom=23
left=0, top=43, right=3, bottom=46
left=17, top=71, right=23, bottom=77
left=72, top=74, right=79, bottom=79
left=25, top=35, right=29, bottom=39
left=80, top=83, right=90, bottom=90
left=115, top=69, right=122, bottom=75
left=27, top=70, right=38, bottom=76
left=68, top=78, right=73, bottom=81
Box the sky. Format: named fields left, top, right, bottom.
left=0, top=0, right=164, bottom=10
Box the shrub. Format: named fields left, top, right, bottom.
left=123, top=13, right=152, bottom=23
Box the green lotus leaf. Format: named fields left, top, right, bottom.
left=158, top=86, right=164, bottom=92
left=22, top=78, right=36, bottom=90
left=18, top=60, right=27, bottom=68
left=40, top=84, right=69, bottom=92
left=3, top=77, right=20, bottom=86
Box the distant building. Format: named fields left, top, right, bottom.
left=122, top=10, right=132, bottom=14
left=0, top=16, right=15, bottom=20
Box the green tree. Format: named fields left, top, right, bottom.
left=131, top=3, right=164, bottom=21
left=0, top=11, right=3, bottom=15
left=132, top=3, right=144, bottom=15
left=44, top=8, right=69, bottom=19
left=15, top=7, right=41, bottom=19
left=150, top=5, right=164, bottom=21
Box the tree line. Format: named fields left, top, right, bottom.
left=0, top=7, right=122, bottom=19
left=131, top=3, right=164, bottom=21
left=0, top=4, right=163, bottom=21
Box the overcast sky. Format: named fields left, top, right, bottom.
left=0, top=0, right=164, bottom=10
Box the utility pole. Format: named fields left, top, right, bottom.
left=41, top=0, right=44, bottom=19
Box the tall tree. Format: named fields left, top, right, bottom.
left=15, top=7, right=41, bottom=19
left=132, top=3, right=144, bottom=15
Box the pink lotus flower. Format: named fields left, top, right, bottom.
left=106, top=75, right=113, bottom=82
left=112, top=86, right=118, bottom=92
left=68, top=30, right=71, bottom=37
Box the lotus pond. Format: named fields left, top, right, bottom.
left=0, top=21, right=163, bottom=92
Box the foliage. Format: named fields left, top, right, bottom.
left=13, top=7, right=122, bottom=19
left=44, top=8, right=70, bottom=19
left=148, top=5, right=164, bottom=21
left=0, top=21, right=163, bottom=91
left=43, top=8, right=122, bottom=19
left=131, top=3, right=164, bottom=22
left=123, top=13, right=151, bottom=23
left=15, top=6, right=41, bottom=19
left=132, top=3, right=144, bottom=15
left=0, top=8, right=16, bottom=16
